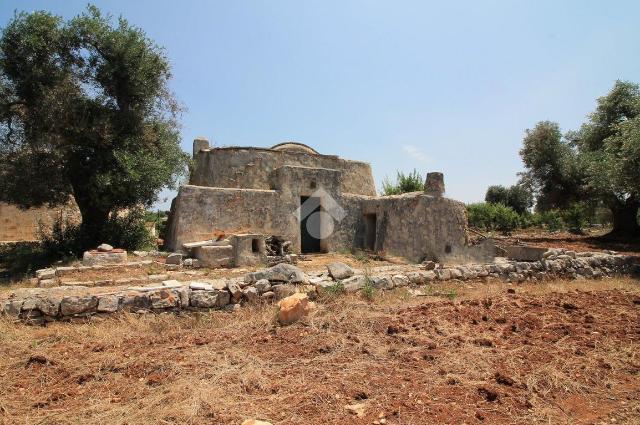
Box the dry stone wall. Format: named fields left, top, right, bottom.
left=2, top=249, right=637, bottom=323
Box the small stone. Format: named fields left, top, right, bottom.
left=391, top=274, right=409, bottom=287
left=97, top=243, right=113, bottom=252
left=327, top=262, right=354, bottom=280
left=345, top=402, right=367, bottom=417
left=243, top=286, right=259, bottom=303
left=165, top=253, right=183, bottom=265
left=254, top=279, right=271, bottom=293
left=227, top=281, right=242, bottom=303
left=272, top=284, right=296, bottom=300
left=277, top=293, right=315, bottom=325
left=241, top=420, right=273, bottom=425
left=422, top=260, right=436, bottom=270
left=261, top=291, right=276, bottom=301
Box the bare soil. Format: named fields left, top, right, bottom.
left=1, top=277, right=638, bottom=424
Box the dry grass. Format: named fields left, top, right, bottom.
left=0, top=277, right=639, bottom=424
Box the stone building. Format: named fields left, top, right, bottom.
left=166, top=138, right=491, bottom=266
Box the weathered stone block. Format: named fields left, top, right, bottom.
left=82, top=250, right=127, bottom=266
left=60, top=296, right=98, bottom=316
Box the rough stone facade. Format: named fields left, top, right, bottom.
left=166, top=139, right=479, bottom=264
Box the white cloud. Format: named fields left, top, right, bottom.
left=402, top=144, right=428, bottom=162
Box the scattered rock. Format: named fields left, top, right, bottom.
left=97, top=243, right=113, bottom=252
left=245, top=263, right=308, bottom=284
left=254, top=279, right=271, bottom=293
left=344, top=402, right=367, bottom=417
left=165, top=253, right=183, bottom=265
left=272, top=284, right=296, bottom=300
left=227, top=281, right=242, bottom=303
left=243, top=286, right=259, bottom=303
left=277, top=293, right=315, bottom=325
left=422, top=260, right=436, bottom=270
left=327, top=262, right=354, bottom=280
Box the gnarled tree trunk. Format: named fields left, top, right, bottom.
left=608, top=197, right=640, bottom=238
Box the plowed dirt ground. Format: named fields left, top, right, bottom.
left=1, top=277, right=638, bottom=424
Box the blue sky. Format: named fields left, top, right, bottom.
left=2, top=1, right=639, bottom=209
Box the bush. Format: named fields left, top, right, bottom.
left=39, top=218, right=83, bottom=260
left=484, top=184, right=533, bottom=214
left=382, top=169, right=423, bottom=195
left=562, top=203, right=588, bottom=234
left=467, top=203, right=520, bottom=233
left=103, top=209, right=156, bottom=251
left=38, top=208, right=155, bottom=261
left=537, top=210, right=564, bottom=231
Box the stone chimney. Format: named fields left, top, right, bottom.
left=424, top=172, right=445, bottom=197
left=193, top=137, right=210, bottom=157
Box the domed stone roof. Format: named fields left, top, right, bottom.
left=270, top=141, right=319, bottom=155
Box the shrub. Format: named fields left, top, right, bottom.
left=467, top=202, right=520, bottom=233
left=562, top=203, right=588, bottom=234
left=382, top=169, right=423, bottom=195
left=103, top=209, right=157, bottom=251
left=38, top=218, right=83, bottom=260
left=537, top=210, right=564, bottom=231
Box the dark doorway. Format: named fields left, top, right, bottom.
left=300, top=196, right=321, bottom=253
left=364, top=213, right=377, bottom=250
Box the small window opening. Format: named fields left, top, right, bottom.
left=252, top=239, right=260, bottom=253
left=445, top=244, right=452, bottom=254
left=310, top=180, right=316, bottom=189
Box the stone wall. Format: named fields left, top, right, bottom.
left=0, top=202, right=80, bottom=242
left=3, top=249, right=636, bottom=323
left=190, top=147, right=377, bottom=196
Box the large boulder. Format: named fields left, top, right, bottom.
left=326, top=262, right=354, bottom=280
left=244, top=263, right=308, bottom=284
left=277, top=293, right=315, bottom=325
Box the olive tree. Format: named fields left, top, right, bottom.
left=0, top=6, right=189, bottom=249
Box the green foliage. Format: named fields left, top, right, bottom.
left=485, top=184, right=533, bottom=214
left=102, top=209, right=156, bottom=251
left=519, top=121, right=584, bottom=211
left=382, top=169, right=423, bottom=195
left=536, top=210, right=564, bottom=231
left=0, top=6, right=189, bottom=249
left=323, top=281, right=345, bottom=297
left=38, top=208, right=155, bottom=261
left=39, top=218, right=83, bottom=259
left=519, top=81, right=640, bottom=235
left=361, top=277, right=375, bottom=301
left=561, top=203, right=588, bottom=234
left=466, top=202, right=520, bottom=233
